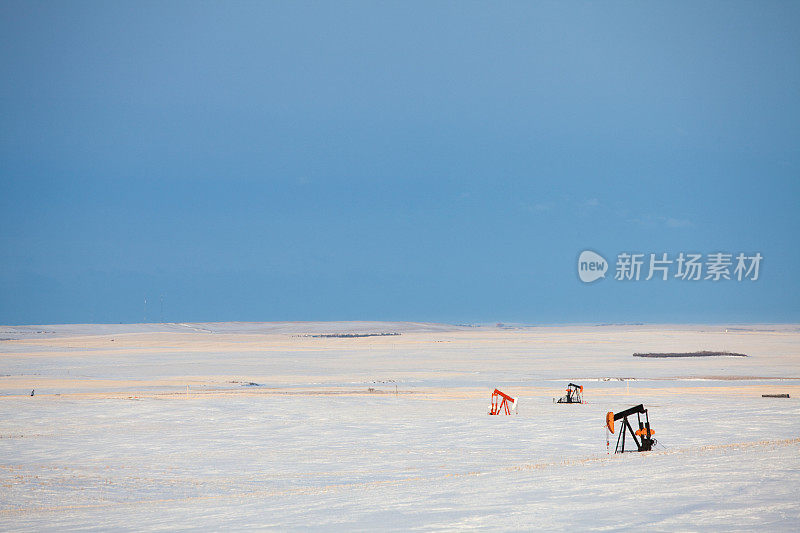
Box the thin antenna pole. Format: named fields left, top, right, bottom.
left=144, top=297, right=147, bottom=323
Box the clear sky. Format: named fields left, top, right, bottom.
left=1, top=2, right=799, bottom=325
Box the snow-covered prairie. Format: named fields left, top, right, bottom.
left=1, top=322, right=799, bottom=531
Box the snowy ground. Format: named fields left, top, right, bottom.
left=1, top=322, right=799, bottom=531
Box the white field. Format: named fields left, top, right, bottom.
left=1, top=322, right=799, bottom=531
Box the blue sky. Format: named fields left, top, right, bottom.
left=1, top=2, right=799, bottom=325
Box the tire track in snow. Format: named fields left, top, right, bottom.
left=507, top=437, right=800, bottom=472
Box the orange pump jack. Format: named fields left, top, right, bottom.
left=489, top=388, right=517, bottom=415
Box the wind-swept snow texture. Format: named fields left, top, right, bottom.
left=1, top=323, right=799, bottom=530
